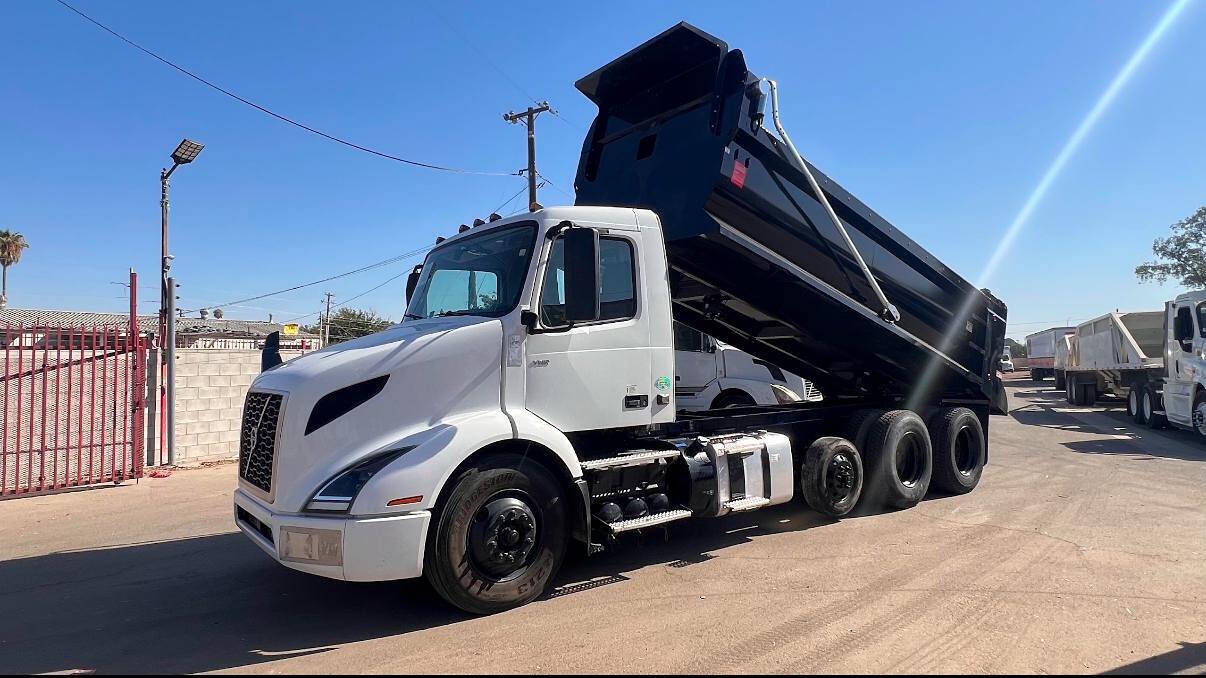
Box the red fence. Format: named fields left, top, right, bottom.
left=0, top=323, right=147, bottom=496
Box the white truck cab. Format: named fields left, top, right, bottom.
left=1159, top=290, right=1206, bottom=435
left=673, top=322, right=820, bottom=410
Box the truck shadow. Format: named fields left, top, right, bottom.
left=0, top=532, right=469, bottom=674
left=548, top=502, right=835, bottom=597
left=0, top=503, right=842, bottom=674
left=1101, top=640, right=1206, bottom=674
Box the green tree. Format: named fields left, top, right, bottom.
left=1005, top=337, right=1027, bottom=358
left=0, top=230, right=30, bottom=308
left=302, top=307, right=393, bottom=345
left=1135, top=206, right=1206, bottom=289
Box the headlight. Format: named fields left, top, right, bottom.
left=306, top=446, right=413, bottom=512
left=771, top=383, right=801, bottom=404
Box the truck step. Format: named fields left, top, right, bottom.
left=581, top=449, right=680, bottom=471
left=724, top=496, right=771, bottom=512
left=602, top=509, right=692, bottom=533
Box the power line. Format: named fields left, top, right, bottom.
left=425, top=4, right=581, bottom=132
left=286, top=269, right=411, bottom=323
left=52, top=0, right=521, bottom=177
left=536, top=171, right=574, bottom=201
left=183, top=244, right=431, bottom=313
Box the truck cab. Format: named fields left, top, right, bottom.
left=1162, top=291, right=1206, bottom=436
left=673, top=322, right=820, bottom=410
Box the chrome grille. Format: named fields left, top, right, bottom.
left=239, top=392, right=282, bottom=494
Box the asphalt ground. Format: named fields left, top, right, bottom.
left=2, top=380, right=1203, bottom=674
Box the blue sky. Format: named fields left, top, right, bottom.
left=1, top=0, right=1202, bottom=339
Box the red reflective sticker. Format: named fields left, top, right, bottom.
left=730, top=161, right=747, bottom=189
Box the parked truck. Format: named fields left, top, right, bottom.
left=1025, top=326, right=1075, bottom=382
left=1062, top=292, right=1206, bottom=441
left=673, top=322, right=822, bottom=410
left=233, top=23, right=1009, bottom=614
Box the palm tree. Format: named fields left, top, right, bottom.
left=0, top=230, right=30, bottom=309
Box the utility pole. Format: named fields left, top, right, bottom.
left=503, top=102, right=551, bottom=212
left=322, top=292, right=334, bottom=347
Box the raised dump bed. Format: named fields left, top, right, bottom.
left=574, top=23, right=1008, bottom=407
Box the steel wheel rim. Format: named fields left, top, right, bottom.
left=1143, top=391, right=1153, bottom=420
left=1194, top=401, right=1206, bottom=436
left=953, top=426, right=977, bottom=475
left=467, top=492, right=540, bottom=581
left=824, top=452, right=857, bottom=504
left=895, top=431, right=924, bottom=487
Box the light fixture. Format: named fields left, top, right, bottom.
left=170, top=138, right=205, bottom=165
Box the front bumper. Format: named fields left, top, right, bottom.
left=233, top=488, right=431, bottom=582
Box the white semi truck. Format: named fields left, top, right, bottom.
left=1061, top=291, right=1206, bottom=439
left=673, top=322, right=821, bottom=410
left=1025, top=326, right=1075, bottom=382
left=233, top=24, right=1009, bottom=613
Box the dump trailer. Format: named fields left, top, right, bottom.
left=1062, top=310, right=1164, bottom=407
left=1026, top=327, right=1075, bottom=382
left=232, top=23, right=1009, bottom=614
left=1065, top=292, right=1206, bottom=439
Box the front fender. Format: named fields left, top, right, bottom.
left=351, top=410, right=514, bottom=515
left=716, top=377, right=778, bottom=406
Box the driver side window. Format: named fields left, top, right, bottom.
left=540, top=235, right=637, bottom=327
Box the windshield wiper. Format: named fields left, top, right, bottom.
left=403, top=313, right=425, bottom=320
left=432, top=310, right=482, bottom=318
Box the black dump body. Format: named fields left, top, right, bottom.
left=574, top=23, right=1008, bottom=409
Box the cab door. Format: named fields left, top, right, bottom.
left=1164, top=303, right=1197, bottom=425
left=524, top=222, right=653, bottom=432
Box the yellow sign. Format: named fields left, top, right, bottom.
left=282, top=323, right=299, bottom=336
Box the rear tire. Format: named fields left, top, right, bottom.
left=844, top=408, right=885, bottom=452
left=1128, top=387, right=1147, bottom=425
left=1068, top=376, right=1082, bottom=405
left=424, top=454, right=567, bottom=615
left=929, top=407, right=985, bottom=495
left=862, top=410, right=932, bottom=509
left=1054, top=370, right=1066, bottom=390
left=801, top=437, right=864, bottom=518
left=1143, top=386, right=1167, bottom=429
left=1081, top=382, right=1097, bottom=406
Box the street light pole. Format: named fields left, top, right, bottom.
left=159, top=139, right=204, bottom=466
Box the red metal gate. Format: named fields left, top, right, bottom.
left=0, top=314, right=147, bottom=497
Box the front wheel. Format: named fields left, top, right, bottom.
left=1192, top=392, right=1206, bottom=440
left=425, top=454, right=567, bottom=614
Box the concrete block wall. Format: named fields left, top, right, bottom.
left=172, top=349, right=303, bottom=463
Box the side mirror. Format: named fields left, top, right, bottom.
left=405, top=265, right=423, bottom=305
left=261, top=331, right=283, bottom=372
left=704, top=335, right=718, bottom=353
left=563, top=228, right=600, bottom=323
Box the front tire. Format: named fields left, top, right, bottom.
left=425, top=454, right=567, bottom=615
left=800, top=437, right=863, bottom=517
left=1192, top=392, right=1206, bottom=440
left=862, top=410, right=933, bottom=509
left=712, top=390, right=756, bottom=409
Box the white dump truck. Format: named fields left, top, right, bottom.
left=1062, top=291, right=1206, bottom=439
left=233, top=23, right=1009, bottom=613
left=1025, top=326, right=1075, bottom=382
left=673, top=322, right=821, bottom=410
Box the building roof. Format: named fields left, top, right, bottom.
left=0, top=308, right=319, bottom=338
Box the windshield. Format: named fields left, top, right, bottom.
left=404, top=222, right=537, bottom=319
